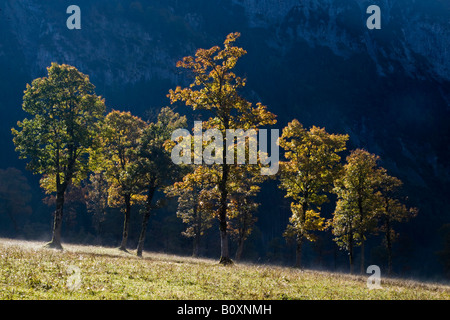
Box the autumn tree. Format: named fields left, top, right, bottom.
left=376, top=173, right=418, bottom=275
left=168, top=32, right=277, bottom=264
left=278, top=119, right=348, bottom=268
left=12, top=63, right=105, bottom=249
left=85, top=172, right=109, bottom=239
left=228, top=165, right=263, bottom=261
left=165, top=165, right=217, bottom=257
left=330, top=149, right=383, bottom=274
left=94, top=110, right=147, bottom=251
left=134, top=107, right=187, bottom=257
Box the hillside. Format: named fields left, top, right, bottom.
left=0, top=238, right=449, bottom=300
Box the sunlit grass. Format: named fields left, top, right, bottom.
left=0, top=238, right=449, bottom=300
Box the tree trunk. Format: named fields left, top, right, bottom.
left=219, top=228, right=231, bottom=264
left=385, top=215, right=393, bottom=276
left=46, top=187, right=65, bottom=250
left=349, top=226, right=354, bottom=274
left=46, top=147, right=71, bottom=250
left=193, top=233, right=200, bottom=258
left=136, top=210, right=150, bottom=257
left=218, top=163, right=232, bottom=265
left=295, top=200, right=307, bottom=268
left=119, top=194, right=131, bottom=251
left=192, top=200, right=200, bottom=258
left=360, top=236, right=365, bottom=275
left=136, top=187, right=156, bottom=257
left=333, top=242, right=338, bottom=271
left=358, top=197, right=364, bottom=274
left=235, top=237, right=244, bottom=262
left=295, top=236, right=303, bottom=268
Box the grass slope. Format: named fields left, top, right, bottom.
left=0, top=238, right=449, bottom=300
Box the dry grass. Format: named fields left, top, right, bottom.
left=0, top=238, right=449, bottom=300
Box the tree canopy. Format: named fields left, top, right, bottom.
left=279, top=119, right=348, bottom=267
left=94, top=110, right=147, bottom=250
left=168, top=32, right=276, bottom=264
left=12, top=62, right=105, bottom=249
left=9, top=37, right=419, bottom=274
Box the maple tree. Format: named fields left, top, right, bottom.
left=278, top=119, right=348, bottom=268
left=12, top=63, right=105, bottom=249
left=227, top=165, right=263, bottom=261
left=376, top=172, right=418, bottom=275
left=165, top=165, right=217, bottom=257
left=330, top=149, right=384, bottom=274
left=85, top=172, right=109, bottom=239
left=168, top=32, right=276, bottom=264
left=134, top=107, right=187, bottom=257
left=93, top=110, right=147, bottom=251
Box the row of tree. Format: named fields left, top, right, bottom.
left=279, top=125, right=417, bottom=274
left=11, top=33, right=416, bottom=273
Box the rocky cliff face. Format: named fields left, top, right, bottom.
left=2, top=0, right=449, bottom=84
left=234, top=0, right=450, bottom=82
left=2, top=0, right=184, bottom=85
left=1, top=0, right=448, bottom=177
left=1, top=1, right=448, bottom=164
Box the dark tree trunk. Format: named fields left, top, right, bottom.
left=349, top=225, right=354, bottom=274
left=119, top=194, right=132, bottom=251
left=218, top=163, right=232, bottom=265
left=358, top=197, right=364, bottom=274
left=360, top=236, right=365, bottom=275
left=46, top=143, right=73, bottom=250
left=333, top=242, right=338, bottom=271
left=136, top=187, right=156, bottom=257
left=136, top=210, right=150, bottom=257
left=46, top=188, right=65, bottom=250
left=193, top=232, right=200, bottom=258
left=219, top=228, right=231, bottom=264
left=294, top=200, right=308, bottom=268
left=192, top=204, right=200, bottom=258
left=46, top=141, right=77, bottom=250
left=46, top=167, right=71, bottom=250
left=235, top=212, right=248, bottom=262
left=235, top=237, right=244, bottom=262
left=295, top=236, right=304, bottom=268
left=385, top=214, right=393, bottom=276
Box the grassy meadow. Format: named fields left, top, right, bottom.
left=0, top=238, right=449, bottom=300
